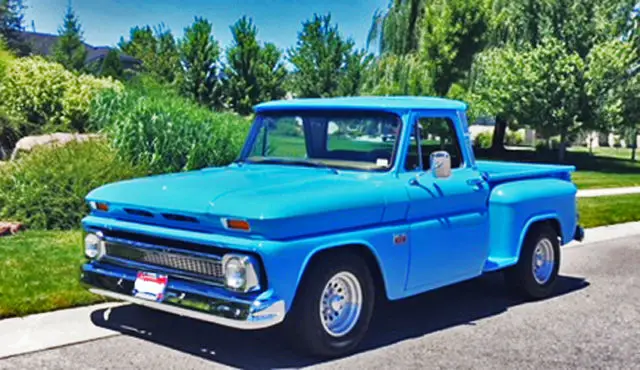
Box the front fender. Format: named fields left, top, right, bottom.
left=259, top=222, right=412, bottom=312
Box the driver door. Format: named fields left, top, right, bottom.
left=402, top=112, right=490, bottom=292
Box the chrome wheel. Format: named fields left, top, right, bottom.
left=319, top=271, right=363, bottom=337
left=532, top=238, right=555, bottom=284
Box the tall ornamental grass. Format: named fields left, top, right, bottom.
left=90, top=87, right=251, bottom=174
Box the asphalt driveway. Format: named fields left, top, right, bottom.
left=1, top=236, right=638, bottom=369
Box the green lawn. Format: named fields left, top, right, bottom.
left=0, top=230, right=107, bottom=319
left=577, top=194, right=640, bottom=228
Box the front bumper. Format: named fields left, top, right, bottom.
left=81, top=263, right=285, bottom=330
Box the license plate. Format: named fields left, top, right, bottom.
left=132, top=272, right=168, bottom=302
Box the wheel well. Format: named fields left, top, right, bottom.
left=528, top=218, right=562, bottom=241
left=304, top=244, right=387, bottom=300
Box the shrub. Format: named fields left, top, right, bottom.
left=505, top=130, right=525, bottom=146
left=474, top=131, right=493, bottom=148
left=90, top=87, right=251, bottom=174
left=0, top=57, right=123, bottom=136
left=0, top=140, right=149, bottom=230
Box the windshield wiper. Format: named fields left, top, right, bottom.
left=252, top=158, right=339, bottom=174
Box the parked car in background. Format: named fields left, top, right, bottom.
left=80, top=96, right=584, bottom=357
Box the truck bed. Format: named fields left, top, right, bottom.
left=476, top=160, right=576, bottom=186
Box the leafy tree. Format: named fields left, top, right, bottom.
left=367, top=0, right=424, bottom=55
left=470, top=37, right=585, bottom=161
left=178, top=17, right=223, bottom=109
left=585, top=40, right=640, bottom=159
left=420, top=0, right=490, bottom=96
left=99, top=49, right=123, bottom=79
left=51, top=5, right=87, bottom=71
left=288, top=13, right=371, bottom=98
left=119, top=24, right=180, bottom=84
left=362, top=53, right=434, bottom=96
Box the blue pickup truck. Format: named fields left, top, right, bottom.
left=81, top=96, right=584, bottom=357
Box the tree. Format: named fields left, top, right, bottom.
left=470, top=37, right=585, bottom=161
left=288, top=13, right=371, bottom=98
left=256, top=42, right=287, bottom=103
left=361, top=53, right=434, bottom=96
left=223, top=17, right=289, bottom=115
left=98, top=49, right=123, bottom=79
left=420, top=0, right=490, bottom=96
left=0, top=0, right=29, bottom=55
left=223, top=17, right=261, bottom=115
left=119, top=24, right=180, bottom=84
left=178, top=17, right=223, bottom=109
left=52, top=5, right=87, bottom=71
left=585, top=39, right=640, bottom=159
left=367, top=0, right=424, bottom=55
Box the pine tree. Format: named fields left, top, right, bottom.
left=99, top=49, right=123, bottom=79
left=178, top=17, right=222, bottom=109
left=52, top=5, right=87, bottom=71
left=0, top=0, right=30, bottom=55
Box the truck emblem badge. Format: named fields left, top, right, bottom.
left=393, top=233, right=407, bottom=245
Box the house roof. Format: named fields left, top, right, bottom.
left=19, top=32, right=141, bottom=66
left=254, top=96, right=468, bottom=113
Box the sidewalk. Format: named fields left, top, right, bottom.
left=576, top=186, right=640, bottom=198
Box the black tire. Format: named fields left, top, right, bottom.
left=285, top=251, right=375, bottom=358
left=504, top=224, right=561, bottom=300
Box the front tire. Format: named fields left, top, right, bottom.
left=504, top=224, right=560, bottom=300
left=286, top=251, right=375, bottom=358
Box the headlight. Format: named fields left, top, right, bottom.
left=84, top=232, right=103, bottom=259
left=222, top=254, right=260, bottom=292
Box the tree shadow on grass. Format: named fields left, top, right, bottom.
left=90, top=273, right=588, bottom=369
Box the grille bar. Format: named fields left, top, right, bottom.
left=103, top=240, right=224, bottom=283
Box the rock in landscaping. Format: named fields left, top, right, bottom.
left=10, top=133, right=102, bottom=161
left=0, top=222, right=23, bottom=236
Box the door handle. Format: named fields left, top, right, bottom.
left=466, top=178, right=485, bottom=191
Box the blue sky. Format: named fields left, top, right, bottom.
left=24, top=0, right=389, bottom=52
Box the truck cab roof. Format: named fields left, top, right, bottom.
left=254, top=96, right=468, bottom=113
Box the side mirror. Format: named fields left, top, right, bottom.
left=430, top=151, right=451, bottom=179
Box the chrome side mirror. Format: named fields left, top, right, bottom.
left=430, top=151, right=451, bottom=179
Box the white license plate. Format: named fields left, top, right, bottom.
left=133, top=272, right=168, bottom=302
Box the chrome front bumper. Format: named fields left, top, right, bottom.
left=81, top=263, right=285, bottom=330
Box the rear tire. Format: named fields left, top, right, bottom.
left=285, top=251, right=375, bottom=358
left=504, top=224, right=560, bottom=300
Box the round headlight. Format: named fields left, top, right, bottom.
left=224, top=257, right=246, bottom=290
left=84, top=233, right=101, bottom=259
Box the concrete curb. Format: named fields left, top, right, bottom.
left=0, top=303, right=124, bottom=360
left=1, top=221, right=640, bottom=360
left=576, top=186, right=640, bottom=198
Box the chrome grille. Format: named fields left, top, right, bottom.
left=104, top=241, right=223, bottom=281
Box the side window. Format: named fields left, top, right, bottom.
left=404, top=117, right=464, bottom=171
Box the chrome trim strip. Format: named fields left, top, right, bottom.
left=88, top=288, right=286, bottom=330
left=83, top=263, right=254, bottom=305
left=103, top=235, right=223, bottom=261
left=101, top=255, right=224, bottom=286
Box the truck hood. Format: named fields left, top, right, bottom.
left=86, top=164, right=403, bottom=239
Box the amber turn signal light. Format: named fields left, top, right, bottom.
left=96, top=203, right=109, bottom=212
left=223, top=218, right=250, bottom=231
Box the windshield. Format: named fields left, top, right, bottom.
left=242, top=110, right=402, bottom=171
